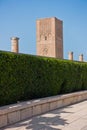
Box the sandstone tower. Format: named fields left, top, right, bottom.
left=36, top=17, right=63, bottom=58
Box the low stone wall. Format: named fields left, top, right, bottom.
left=0, top=91, right=87, bottom=128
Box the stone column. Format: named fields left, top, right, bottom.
left=68, top=52, right=73, bottom=60
left=79, top=54, right=83, bottom=62
left=11, top=37, right=19, bottom=53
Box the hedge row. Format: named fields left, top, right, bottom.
left=0, top=51, right=87, bottom=106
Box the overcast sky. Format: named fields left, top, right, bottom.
left=0, top=0, right=87, bottom=60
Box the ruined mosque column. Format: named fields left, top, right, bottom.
left=11, top=37, right=19, bottom=53
left=79, top=54, right=83, bottom=62
left=68, top=52, right=73, bottom=60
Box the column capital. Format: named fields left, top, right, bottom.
left=68, top=51, right=73, bottom=54
left=10, top=37, right=19, bottom=40
left=79, top=54, right=83, bottom=56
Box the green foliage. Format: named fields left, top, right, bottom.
left=0, top=51, right=87, bottom=106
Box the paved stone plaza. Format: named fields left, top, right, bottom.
left=1, top=100, right=87, bottom=130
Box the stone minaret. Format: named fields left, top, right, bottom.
left=79, top=54, right=83, bottom=61
left=11, top=37, right=19, bottom=53
left=36, top=17, right=63, bottom=59
left=68, top=52, right=73, bottom=60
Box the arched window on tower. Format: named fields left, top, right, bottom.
left=45, top=36, right=47, bottom=40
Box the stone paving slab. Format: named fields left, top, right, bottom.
left=2, top=100, right=87, bottom=130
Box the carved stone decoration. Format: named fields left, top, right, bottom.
left=42, top=48, right=48, bottom=55
left=48, top=33, right=52, bottom=40
left=40, top=35, right=44, bottom=40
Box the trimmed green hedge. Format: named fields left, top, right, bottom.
left=0, top=51, right=87, bottom=106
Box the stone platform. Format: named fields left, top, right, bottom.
left=2, top=100, right=87, bottom=130
left=0, top=91, right=87, bottom=128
